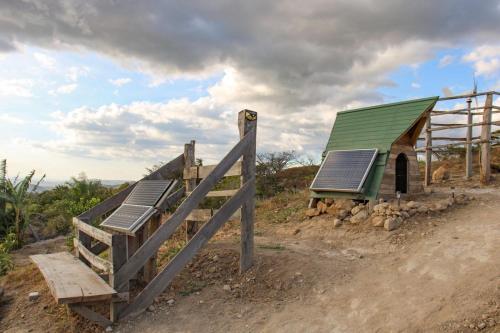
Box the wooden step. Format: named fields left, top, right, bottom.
left=31, top=252, right=116, bottom=304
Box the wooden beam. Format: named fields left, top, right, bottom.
left=424, top=114, right=432, bottom=186
left=184, top=161, right=242, bottom=180
left=114, top=128, right=255, bottom=289
left=437, top=90, right=497, bottom=101
left=109, top=234, right=128, bottom=322
left=143, top=215, right=161, bottom=283
left=186, top=208, right=241, bottom=221
left=185, top=189, right=238, bottom=197
left=417, top=137, right=467, bottom=141
left=73, top=238, right=113, bottom=272
left=480, top=93, right=493, bottom=184
left=70, top=304, right=113, bottom=328
left=426, top=121, right=500, bottom=132
left=465, top=97, right=473, bottom=179
left=73, top=218, right=113, bottom=246
left=118, top=178, right=255, bottom=319
left=238, top=109, right=257, bottom=273
left=184, top=140, right=198, bottom=241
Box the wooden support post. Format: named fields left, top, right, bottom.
left=76, top=229, right=92, bottom=267
left=143, top=214, right=161, bottom=283
left=424, top=114, right=432, bottom=186
left=184, top=140, right=198, bottom=241
left=238, top=109, right=257, bottom=273
left=465, top=97, right=473, bottom=179
left=480, top=93, right=493, bottom=184
left=110, top=234, right=128, bottom=322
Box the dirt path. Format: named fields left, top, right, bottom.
left=119, top=190, right=500, bottom=333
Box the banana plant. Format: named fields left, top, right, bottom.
left=0, top=164, right=45, bottom=247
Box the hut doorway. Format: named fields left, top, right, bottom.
left=395, top=153, right=408, bottom=193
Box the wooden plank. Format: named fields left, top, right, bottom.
left=425, top=114, right=432, bottom=186
left=118, top=178, right=254, bottom=319
left=73, top=218, right=113, bottom=246
left=30, top=252, right=116, bottom=304
left=186, top=208, right=241, bottom=221
left=143, top=215, right=161, bottom=283
left=77, top=154, right=184, bottom=222
left=465, top=97, right=473, bottom=179
left=70, top=304, right=112, bottom=328
left=186, top=189, right=238, bottom=197
left=114, top=128, right=254, bottom=289
left=110, top=234, right=128, bottom=322
left=427, top=121, right=500, bottom=132
left=437, top=90, right=496, bottom=101
left=188, top=161, right=242, bottom=179
left=238, top=109, right=257, bottom=273
left=480, top=93, right=493, bottom=185
left=74, top=238, right=113, bottom=272
left=184, top=140, right=198, bottom=241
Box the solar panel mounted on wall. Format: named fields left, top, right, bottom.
left=310, top=149, right=378, bottom=192
left=124, top=180, right=174, bottom=206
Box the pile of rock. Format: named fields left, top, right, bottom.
left=305, top=193, right=472, bottom=231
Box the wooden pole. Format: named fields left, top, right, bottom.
left=238, top=110, right=257, bottom=273
left=184, top=140, right=197, bottom=240
left=110, top=234, right=128, bottom=322
left=143, top=214, right=161, bottom=283
left=465, top=97, right=473, bottom=179
left=480, top=93, right=493, bottom=184
left=424, top=114, right=432, bottom=186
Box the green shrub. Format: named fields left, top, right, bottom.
left=0, top=232, right=16, bottom=275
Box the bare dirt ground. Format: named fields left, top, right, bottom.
left=1, top=186, right=499, bottom=333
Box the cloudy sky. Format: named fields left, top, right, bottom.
left=0, top=1, right=499, bottom=181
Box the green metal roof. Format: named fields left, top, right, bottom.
left=312, top=96, right=438, bottom=200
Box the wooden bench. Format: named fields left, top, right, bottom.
left=31, top=252, right=116, bottom=304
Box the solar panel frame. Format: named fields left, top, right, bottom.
left=100, top=204, right=156, bottom=234
left=310, top=148, right=378, bottom=193
left=124, top=180, right=174, bottom=206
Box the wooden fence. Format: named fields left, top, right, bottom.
left=72, top=109, right=257, bottom=323
left=415, top=91, right=499, bottom=185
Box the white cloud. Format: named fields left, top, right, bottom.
left=67, top=66, right=89, bottom=82
left=438, top=54, right=455, bottom=68
left=33, top=52, right=56, bottom=69
left=463, top=45, right=500, bottom=77
left=0, top=79, right=34, bottom=97
left=109, top=77, right=132, bottom=87
left=49, top=83, right=78, bottom=95
left=411, top=82, right=421, bottom=89
left=0, top=113, right=25, bottom=124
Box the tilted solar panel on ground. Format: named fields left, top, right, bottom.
left=101, top=179, right=175, bottom=234
left=310, top=149, right=378, bottom=192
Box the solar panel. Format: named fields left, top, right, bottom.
left=101, top=179, right=175, bottom=234
left=310, top=149, right=378, bottom=192
left=124, top=180, right=173, bottom=206
left=101, top=204, right=155, bottom=234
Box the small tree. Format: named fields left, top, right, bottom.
left=256, top=151, right=299, bottom=197
left=0, top=165, right=45, bottom=247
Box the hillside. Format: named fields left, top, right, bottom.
left=0, top=160, right=499, bottom=333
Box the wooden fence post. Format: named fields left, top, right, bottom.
left=184, top=140, right=198, bottom=240
left=110, top=234, right=128, bottom=322
left=424, top=114, right=432, bottom=186
left=238, top=110, right=257, bottom=273
left=143, top=214, right=161, bottom=283
left=465, top=97, right=473, bottom=179
left=480, top=93, right=493, bottom=184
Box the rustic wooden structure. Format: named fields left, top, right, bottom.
left=417, top=91, right=499, bottom=185
left=30, top=110, right=257, bottom=327
left=310, top=97, right=437, bottom=206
